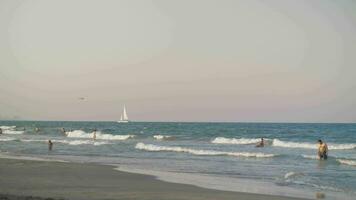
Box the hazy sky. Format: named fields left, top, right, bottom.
left=1, top=0, right=356, bottom=122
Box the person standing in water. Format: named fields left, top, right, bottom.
left=317, top=139, right=328, bottom=160
left=48, top=140, right=53, bottom=151
left=61, top=128, right=67, bottom=136
left=256, top=138, right=264, bottom=147
left=0, top=128, right=2, bottom=135
left=93, top=128, right=97, bottom=140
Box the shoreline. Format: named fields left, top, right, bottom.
left=0, top=157, right=311, bottom=200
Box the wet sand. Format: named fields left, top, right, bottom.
left=0, top=158, right=310, bottom=200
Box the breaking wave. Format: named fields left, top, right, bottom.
left=0, top=126, right=16, bottom=130
left=56, top=140, right=109, bottom=146
left=0, top=126, right=24, bottom=134
left=272, top=139, right=356, bottom=150
left=65, top=130, right=134, bottom=140
left=301, top=155, right=319, bottom=160
left=153, top=135, right=175, bottom=140
left=337, top=159, right=356, bottom=166
left=0, top=137, right=17, bottom=142
left=212, top=137, right=263, bottom=145
left=135, top=143, right=276, bottom=158
left=21, top=138, right=109, bottom=146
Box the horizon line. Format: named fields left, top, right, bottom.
left=0, top=119, right=355, bottom=124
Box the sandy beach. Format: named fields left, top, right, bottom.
left=0, top=158, right=310, bottom=200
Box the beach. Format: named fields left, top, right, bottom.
left=0, top=122, right=355, bottom=200
left=0, top=158, right=310, bottom=200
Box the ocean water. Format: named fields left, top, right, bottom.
left=0, top=121, right=355, bottom=199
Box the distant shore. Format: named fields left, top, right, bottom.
left=0, top=158, right=310, bottom=200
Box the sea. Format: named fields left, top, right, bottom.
left=0, top=121, right=355, bottom=199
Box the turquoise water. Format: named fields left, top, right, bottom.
left=0, top=121, right=355, bottom=199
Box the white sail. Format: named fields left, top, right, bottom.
left=123, top=106, right=129, bottom=120
left=118, top=105, right=129, bottom=123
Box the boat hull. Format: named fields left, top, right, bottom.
left=117, top=120, right=129, bottom=123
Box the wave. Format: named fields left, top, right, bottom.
left=56, top=140, right=109, bottom=146
left=21, top=139, right=46, bottom=143
left=4, top=130, right=24, bottom=134
left=0, top=153, right=68, bottom=163
left=337, top=159, right=356, bottom=166
left=21, top=138, right=109, bottom=146
left=153, top=135, right=175, bottom=140
left=3, top=130, right=24, bottom=134
left=301, top=155, right=319, bottom=160
left=272, top=139, right=356, bottom=150
left=65, top=130, right=134, bottom=140
left=135, top=143, right=276, bottom=158
left=0, top=126, right=16, bottom=130
left=0, top=126, right=24, bottom=134
left=0, top=137, right=17, bottom=142
left=212, top=137, right=262, bottom=145
left=284, top=171, right=305, bottom=179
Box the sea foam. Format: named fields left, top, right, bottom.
left=0, top=126, right=16, bottom=130
left=272, top=139, right=356, bottom=150
left=0, top=137, right=17, bottom=142
left=21, top=138, right=109, bottom=146
left=284, top=171, right=305, bottom=179
left=65, top=130, right=134, bottom=140
left=0, top=126, right=24, bottom=134
left=153, top=135, right=175, bottom=140
left=56, top=140, right=109, bottom=146
left=301, top=155, right=319, bottom=160
left=135, top=143, right=276, bottom=158
left=212, top=137, right=262, bottom=145
left=337, top=159, right=356, bottom=166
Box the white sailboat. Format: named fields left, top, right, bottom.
left=118, top=105, right=129, bottom=123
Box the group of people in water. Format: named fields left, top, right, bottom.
left=254, top=137, right=328, bottom=160
left=47, top=127, right=98, bottom=151
left=0, top=127, right=329, bottom=160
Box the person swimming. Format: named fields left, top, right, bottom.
left=317, top=139, right=328, bottom=160
left=48, top=140, right=53, bottom=151
left=256, top=138, right=264, bottom=147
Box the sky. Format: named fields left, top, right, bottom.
left=0, top=0, right=356, bottom=122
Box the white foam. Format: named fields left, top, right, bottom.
left=272, top=139, right=356, bottom=150
left=0, top=137, right=17, bottom=142
left=3, top=130, right=24, bottom=134
left=337, top=159, right=356, bottom=166
left=0, top=126, right=24, bottom=134
left=116, top=166, right=317, bottom=199
left=0, top=126, right=16, bottom=130
left=284, top=171, right=305, bottom=179
left=135, top=143, right=276, bottom=158
left=153, top=135, right=175, bottom=140
left=21, top=139, right=46, bottom=143
left=21, top=138, right=109, bottom=146
left=0, top=153, right=68, bottom=162
left=212, top=137, right=262, bottom=145
left=301, top=155, right=319, bottom=160
left=56, top=140, right=109, bottom=146
left=65, top=130, right=134, bottom=140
